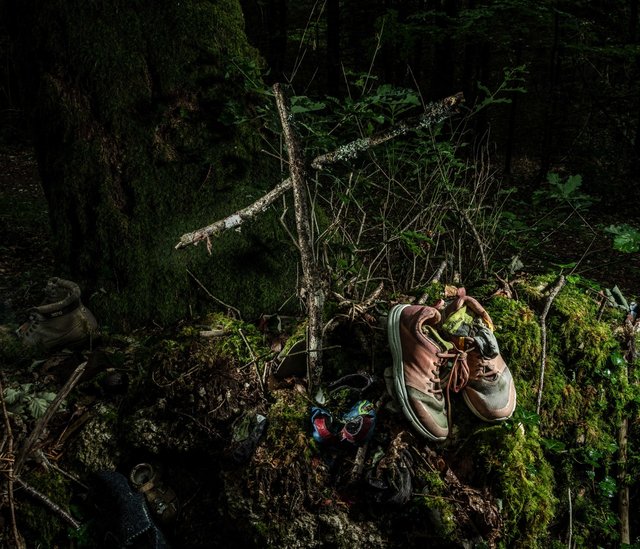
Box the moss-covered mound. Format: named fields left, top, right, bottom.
left=2, top=274, right=639, bottom=548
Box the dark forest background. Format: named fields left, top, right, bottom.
left=1, top=3, right=640, bottom=548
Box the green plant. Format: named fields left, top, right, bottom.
left=533, top=172, right=595, bottom=211
left=604, top=224, right=640, bottom=253
left=3, top=383, right=57, bottom=419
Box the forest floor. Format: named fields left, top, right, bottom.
left=1, top=143, right=640, bottom=547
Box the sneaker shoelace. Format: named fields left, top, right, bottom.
left=438, top=344, right=473, bottom=429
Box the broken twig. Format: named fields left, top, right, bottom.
left=14, top=477, right=81, bottom=530
left=0, top=378, right=21, bottom=548
left=14, top=361, right=86, bottom=475
left=536, top=276, right=565, bottom=415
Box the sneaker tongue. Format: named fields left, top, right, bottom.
left=421, top=325, right=452, bottom=350
left=473, top=324, right=499, bottom=358
left=441, top=305, right=475, bottom=337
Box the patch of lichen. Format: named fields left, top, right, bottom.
left=19, top=470, right=73, bottom=548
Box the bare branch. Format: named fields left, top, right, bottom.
left=311, top=93, right=464, bottom=170
left=175, top=92, right=464, bottom=250
left=0, top=377, right=22, bottom=548
left=14, top=361, right=86, bottom=475
left=536, top=276, right=566, bottom=415
left=14, top=477, right=81, bottom=530
left=274, top=83, right=326, bottom=389
left=175, top=177, right=293, bottom=249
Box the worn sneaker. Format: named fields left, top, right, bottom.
left=339, top=400, right=376, bottom=445
left=387, top=304, right=451, bottom=441
left=440, top=288, right=516, bottom=422
left=16, top=277, right=98, bottom=350
left=311, top=407, right=339, bottom=444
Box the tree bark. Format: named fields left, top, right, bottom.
left=5, top=0, right=292, bottom=325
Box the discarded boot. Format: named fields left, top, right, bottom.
left=130, top=463, right=179, bottom=524
left=387, top=304, right=451, bottom=441
left=339, top=400, right=376, bottom=445
left=229, top=411, right=268, bottom=463
left=439, top=288, right=516, bottom=422
left=91, top=470, right=169, bottom=549
left=16, top=277, right=97, bottom=350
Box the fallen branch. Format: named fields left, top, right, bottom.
left=14, top=477, right=81, bottom=530
left=311, top=93, right=464, bottom=169
left=14, top=361, right=86, bottom=475
left=618, top=307, right=639, bottom=545
left=175, top=92, right=464, bottom=250
left=536, top=276, right=565, bottom=415
left=274, top=83, right=326, bottom=390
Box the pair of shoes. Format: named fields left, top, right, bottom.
left=311, top=400, right=376, bottom=446
left=387, top=288, right=516, bottom=441
left=16, top=277, right=97, bottom=350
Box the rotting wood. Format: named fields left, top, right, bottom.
left=175, top=93, right=464, bottom=250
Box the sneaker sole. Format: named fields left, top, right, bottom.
left=462, top=389, right=517, bottom=423
left=387, top=304, right=446, bottom=441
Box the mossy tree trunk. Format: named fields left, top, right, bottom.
left=5, top=0, right=296, bottom=326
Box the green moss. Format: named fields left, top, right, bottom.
left=477, top=426, right=556, bottom=548
left=412, top=471, right=457, bottom=541
left=203, top=312, right=269, bottom=365
left=487, top=294, right=542, bottom=375
left=0, top=327, right=38, bottom=366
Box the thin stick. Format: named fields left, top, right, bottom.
left=536, top=276, right=565, bottom=415
left=186, top=268, right=242, bottom=319
left=274, top=83, right=326, bottom=390
left=176, top=93, right=464, bottom=250
left=416, top=260, right=447, bottom=305
left=460, top=209, right=488, bottom=276
left=0, top=378, right=21, bottom=547
left=568, top=487, right=573, bottom=549
left=14, top=361, right=87, bottom=476
left=14, top=477, right=81, bottom=530
left=238, top=328, right=266, bottom=396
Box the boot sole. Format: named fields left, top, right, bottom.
left=387, top=304, right=447, bottom=441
